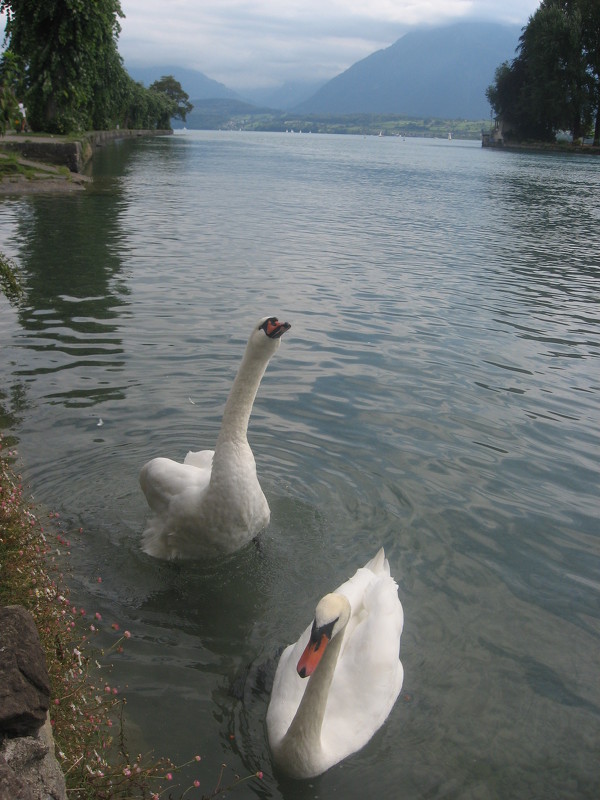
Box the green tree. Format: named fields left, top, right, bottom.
left=487, top=0, right=599, bottom=142
left=0, top=50, right=24, bottom=135
left=149, top=75, right=193, bottom=127
left=577, top=0, right=600, bottom=144
left=519, top=1, right=592, bottom=140
left=0, top=0, right=128, bottom=133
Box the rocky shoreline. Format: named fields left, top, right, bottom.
left=0, top=606, right=67, bottom=800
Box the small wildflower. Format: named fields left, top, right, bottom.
left=257, top=770, right=264, bottom=779
left=194, top=779, right=200, bottom=787
left=124, top=630, right=131, bottom=639
left=166, top=772, right=173, bottom=781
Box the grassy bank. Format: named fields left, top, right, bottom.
left=0, top=437, right=263, bottom=799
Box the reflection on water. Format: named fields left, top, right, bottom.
left=0, top=132, right=599, bottom=799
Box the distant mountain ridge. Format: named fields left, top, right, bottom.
left=294, top=22, right=521, bottom=119
left=126, top=21, right=522, bottom=121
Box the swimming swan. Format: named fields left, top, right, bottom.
left=139, top=316, right=291, bottom=559
left=266, top=548, right=404, bottom=779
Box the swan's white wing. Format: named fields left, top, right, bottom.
left=183, top=449, right=214, bottom=469
left=323, top=558, right=404, bottom=764
left=267, top=549, right=403, bottom=764
left=139, top=456, right=211, bottom=513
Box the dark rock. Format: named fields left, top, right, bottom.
left=0, top=607, right=51, bottom=738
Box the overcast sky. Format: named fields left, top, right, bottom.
left=4, top=1, right=542, bottom=91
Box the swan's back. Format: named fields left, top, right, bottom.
left=323, top=550, right=403, bottom=755
left=323, top=562, right=403, bottom=756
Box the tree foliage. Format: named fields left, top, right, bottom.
left=486, top=0, right=600, bottom=144
left=0, top=50, right=23, bottom=134
left=0, top=0, right=188, bottom=134
left=149, top=76, right=193, bottom=127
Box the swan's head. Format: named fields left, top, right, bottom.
left=257, top=316, right=291, bottom=340
left=248, top=316, right=291, bottom=355
left=297, top=593, right=351, bottom=679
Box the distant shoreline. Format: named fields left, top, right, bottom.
left=482, top=136, right=600, bottom=156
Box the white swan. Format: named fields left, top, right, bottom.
left=139, top=315, right=291, bottom=560
left=267, top=548, right=404, bottom=779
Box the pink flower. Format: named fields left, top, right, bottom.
left=95, top=612, right=102, bottom=620
left=194, top=755, right=201, bottom=762
left=166, top=772, right=173, bottom=781
left=124, top=630, right=131, bottom=639
left=123, top=768, right=131, bottom=777
left=256, top=771, right=264, bottom=779
left=194, top=780, right=200, bottom=788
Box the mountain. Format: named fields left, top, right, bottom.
left=294, top=22, right=521, bottom=119
left=125, top=64, right=241, bottom=101
left=241, top=80, right=327, bottom=110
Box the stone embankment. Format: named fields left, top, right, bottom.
left=0, top=606, right=67, bottom=800
left=0, top=129, right=172, bottom=193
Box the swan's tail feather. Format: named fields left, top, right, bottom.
left=141, top=519, right=175, bottom=560
left=364, top=547, right=390, bottom=577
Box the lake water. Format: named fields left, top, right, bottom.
left=0, top=131, right=599, bottom=799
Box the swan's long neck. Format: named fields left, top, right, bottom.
left=279, top=625, right=346, bottom=765
left=216, top=346, right=271, bottom=445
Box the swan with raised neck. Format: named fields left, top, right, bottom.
left=139, top=315, right=291, bottom=560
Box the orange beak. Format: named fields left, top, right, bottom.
left=266, top=319, right=291, bottom=338
left=297, top=631, right=331, bottom=678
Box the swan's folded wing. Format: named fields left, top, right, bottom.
left=139, top=456, right=210, bottom=514
left=323, top=576, right=404, bottom=756
left=183, top=449, right=215, bottom=469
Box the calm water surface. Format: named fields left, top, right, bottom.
left=0, top=132, right=599, bottom=799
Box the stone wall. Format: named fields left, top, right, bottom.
left=0, top=129, right=172, bottom=173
